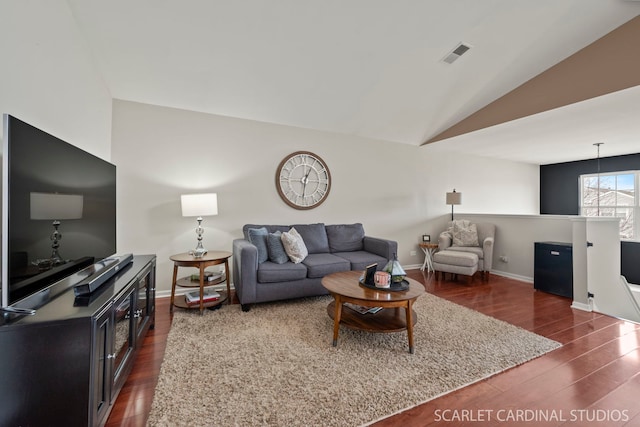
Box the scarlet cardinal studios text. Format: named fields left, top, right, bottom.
left=433, top=408, right=629, bottom=423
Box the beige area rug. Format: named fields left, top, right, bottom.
left=148, top=294, right=560, bottom=427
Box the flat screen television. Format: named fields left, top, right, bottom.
left=2, top=114, right=116, bottom=309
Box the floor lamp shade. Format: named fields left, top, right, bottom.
left=446, top=190, right=461, bottom=221
left=445, top=191, right=461, bottom=206
left=180, top=193, right=218, bottom=258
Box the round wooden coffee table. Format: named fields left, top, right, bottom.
left=321, top=270, right=425, bottom=353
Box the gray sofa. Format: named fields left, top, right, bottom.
left=232, top=223, right=397, bottom=311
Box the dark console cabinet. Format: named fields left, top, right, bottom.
left=534, top=242, right=573, bottom=298
left=0, top=255, right=156, bottom=427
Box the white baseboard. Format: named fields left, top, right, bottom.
left=406, top=265, right=533, bottom=284
left=571, top=301, right=592, bottom=312
left=490, top=269, right=533, bottom=284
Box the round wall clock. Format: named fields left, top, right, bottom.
left=275, top=151, right=331, bottom=210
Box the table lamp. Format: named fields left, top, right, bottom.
left=445, top=189, right=461, bottom=221
left=30, top=192, right=84, bottom=265
left=181, top=193, right=218, bottom=258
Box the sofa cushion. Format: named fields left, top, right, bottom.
left=266, top=231, right=288, bottom=264
left=332, top=251, right=388, bottom=271
left=291, top=223, right=329, bottom=254
left=302, top=253, right=350, bottom=278
left=281, top=227, right=308, bottom=263
left=326, top=223, right=365, bottom=252
left=257, top=261, right=308, bottom=283
left=247, top=227, right=269, bottom=263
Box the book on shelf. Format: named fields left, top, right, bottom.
left=344, top=302, right=382, bottom=315
left=185, top=288, right=221, bottom=306
left=189, top=271, right=224, bottom=282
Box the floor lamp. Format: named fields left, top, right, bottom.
left=446, top=189, right=461, bottom=221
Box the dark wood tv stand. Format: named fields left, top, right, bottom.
left=0, top=254, right=156, bottom=427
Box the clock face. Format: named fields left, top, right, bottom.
left=276, top=151, right=331, bottom=210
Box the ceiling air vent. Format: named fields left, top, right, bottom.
left=442, top=42, right=472, bottom=64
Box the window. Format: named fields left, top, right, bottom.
left=580, top=171, right=638, bottom=240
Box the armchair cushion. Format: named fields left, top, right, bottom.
left=452, top=222, right=479, bottom=247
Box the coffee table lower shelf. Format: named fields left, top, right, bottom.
left=327, top=301, right=417, bottom=333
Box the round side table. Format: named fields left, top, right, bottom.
left=170, top=251, right=232, bottom=315
left=419, top=243, right=439, bottom=272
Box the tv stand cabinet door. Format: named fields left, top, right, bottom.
left=111, top=285, right=137, bottom=399
left=92, top=304, right=114, bottom=427
left=0, top=318, right=92, bottom=426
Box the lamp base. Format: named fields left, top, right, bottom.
left=191, top=247, right=207, bottom=258
left=190, top=217, right=207, bottom=258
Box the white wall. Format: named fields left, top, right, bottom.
left=112, top=100, right=540, bottom=294
left=451, top=213, right=575, bottom=281
left=0, top=0, right=541, bottom=298
left=0, top=0, right=112, bottom=159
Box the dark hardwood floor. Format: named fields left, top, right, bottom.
left=106, top=270, right=640, bottom=426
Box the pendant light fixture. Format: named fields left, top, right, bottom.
left=594, top=142, right=604, bottom=216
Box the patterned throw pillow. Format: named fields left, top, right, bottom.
left=452, top=222, right=479, bottom=247
left=281, top=227, right=308, bottom=263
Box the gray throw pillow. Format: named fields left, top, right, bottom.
left=267, top=231, right=288, bottom=264
left=247, top=227, right=269, bottom=263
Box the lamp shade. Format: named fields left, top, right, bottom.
left=181, top=193, right=218, bottom=217
left=30, top=192, right=84, bottom=220
left=446, top=191, right=461, bottom=205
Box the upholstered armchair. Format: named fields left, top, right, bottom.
left=438, top=221, right=496, bottom=279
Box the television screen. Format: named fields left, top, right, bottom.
left=2, top=114, right=116, bottom=307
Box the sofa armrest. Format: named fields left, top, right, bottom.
left=232, top=238, right=259, bottom=305
left=482, top=236, right=495, bottom=271
left=363, top=236, right=397, bottom=261
left=438, top=232, right=452, bottom=251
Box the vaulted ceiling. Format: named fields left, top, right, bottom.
left=66, top=0, right=640, bottom=164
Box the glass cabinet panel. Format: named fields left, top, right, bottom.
left=113, top=289, right=135, bottom=384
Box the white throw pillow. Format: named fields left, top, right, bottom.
left=281, top=227, right=308, bottom=263
left=452, top=222, right=479, bottom=247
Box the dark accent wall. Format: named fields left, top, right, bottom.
left=621, top=241, right=640, bottom=284
left=540, top=152, right=640, bottom=284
